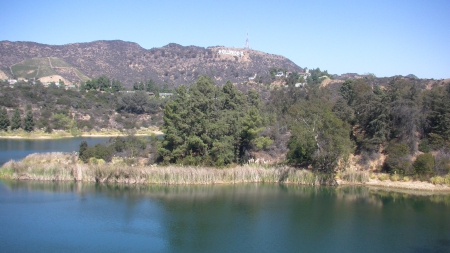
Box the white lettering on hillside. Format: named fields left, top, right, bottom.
left=218, top=49, right=244, bottom=57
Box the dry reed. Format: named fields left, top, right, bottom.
left=0, top=153, right=326, bottom=185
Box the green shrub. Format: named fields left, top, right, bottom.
left=413, top=153, right=435, bottom=175
left=51, top=113, right=71, bottom=130
left=378, top=173, right=390, bottom=181
left=79, top=142, right=113, bottom=163
left=253, top=136, right=274, bottom=150
left=418, top=139, right=430, bottom=152
left=391, top=174, right=401, bottom=181
left=430, top=176, right=445, bottom=185
left=89, top=157, right=106, bottom=165
left=434, top=151, right=450, bottom=175
left=429, top=175, right=450, bottom=186
left=384, top=142, right=411, bottom=174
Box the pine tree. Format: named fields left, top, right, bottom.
left=0, top=108, right=10, bottom=131
left=10, top=109, right=22, bottom=130
left=158, top=76, right=261, bottom=166
left=23, top=110, right=34, bottom=132
left=78, top=141, right=89, bottom=162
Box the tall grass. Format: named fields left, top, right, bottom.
left=430, top=175, right=450, bottom=186
left=340, top=170, right=370, bottom=183
left=15, top=153, right=448, bottom=187
left=0, top=153, right=329, bottom=185
left=0, top=153, right=75, bottom=181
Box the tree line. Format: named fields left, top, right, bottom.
left=0, top=107, right=34, bottom=132
left=332, top=77, right=450, bottom=176
left=80, top=75, right=123, bottom=92
left=74, top=74, right=450, bottom=180
left=0, top=76, right=169, bottom=133
left=3, top=72, right=449, bottom=178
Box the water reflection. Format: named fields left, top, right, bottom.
left=3, top=180, right=449, bottom=206
left=1, top=180, right=449, bottom=253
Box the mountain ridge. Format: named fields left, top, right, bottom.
left=0, top=40, right=303, bottom=87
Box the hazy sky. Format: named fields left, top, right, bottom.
left=1, top=0, right=449, bottom=79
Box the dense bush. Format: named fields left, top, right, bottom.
left=116, top=91, right=161, bottom=114
left=434, top=150, right=450, bottom=175
left=384, top=142, right=411, bottom=174
left=158, top=76, right=266, bottom=166
left=413, top=153, right=435, bottom=175
left=79, top=141, right=113, bottom=163
left=79, top=135, right=156, bottom=164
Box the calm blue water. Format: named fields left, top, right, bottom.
left=0, top=137, right=111, bottom=166
left=0, top=181, right=449, bottom=253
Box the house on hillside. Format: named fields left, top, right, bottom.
left=159, top=93, right=173, bottom=98
left=275, top=72, right=284, bottom=77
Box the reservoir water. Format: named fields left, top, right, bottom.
left=0, top=139, right=449, bottom=252
left=0, top=181, right=449, bottom=253
left=0, top=137, right=111, bottom=166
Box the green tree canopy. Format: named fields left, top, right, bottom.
left=23, top=110, right=34, bottom=132
left=116, top=91, right=160, bottom=114
left=11, top=109, right=22, bottom=130
left=158, top=76, right=264, bottom=166
left=0, top=108, right=10, bottom=131
left=286, top=99, right=352, bottom=173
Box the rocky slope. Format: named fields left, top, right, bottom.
left=0, top=40, right=303, bottom=87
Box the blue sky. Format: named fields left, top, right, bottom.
left=1, top=0, right=449, bottom=79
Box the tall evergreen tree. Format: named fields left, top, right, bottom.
left=158, top=76, right=263, bottom=166
left=111, top=79, right=123, bottom=92
left=10, top=109, right=22, bottom=130
left=97, top=75, right=110, bottom=91
left=0, top=107, right=10, bottom=131
left=78, top=141, right=89, bottom=162
left=23, top=110, right=34, bottom=132
left=145, top=79, right=156, bottom=92
left=422, top=83, right=450, bottom=148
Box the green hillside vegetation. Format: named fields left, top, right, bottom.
left=49, top=57, right=72, bottom=68
left=73, top=68, right=90, bottom=82
left=0, top=75, right=168, bottom=135
left=1, top=73, right=450, bottom=186
left=11, top=58, right=49, bottom=79
left=10, top=57, right=89, bottom=82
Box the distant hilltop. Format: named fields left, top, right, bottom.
left=0, top=40, right=303, bottom=88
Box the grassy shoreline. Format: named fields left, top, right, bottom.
left=0, top=127, right=163, bottom=139
left=0, top=153, right=321, bottom=185
left=1, top=152, right=450, bottom=192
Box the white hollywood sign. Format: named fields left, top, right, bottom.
left=218, top=49, right=244, bottom=57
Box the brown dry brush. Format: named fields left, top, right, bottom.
left=0, top=153, right=330, bottom=185
left=340, top=170, right=370, bottom=183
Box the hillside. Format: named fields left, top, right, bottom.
left=0, top=40, right=303, bottom=87
left=10, top=57, right=90, bottom=84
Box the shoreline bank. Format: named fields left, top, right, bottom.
left=336, top=178, right=450, bottom=192
left=0, top=130, right=163, bottom=140
left=1, top=153, right=449, bottom=193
